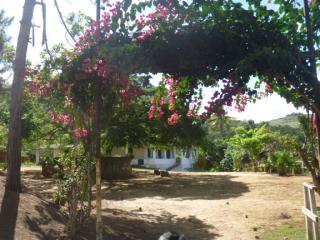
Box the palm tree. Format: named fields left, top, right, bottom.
left=207, top=114, right=233, bottom=137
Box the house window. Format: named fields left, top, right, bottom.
left=166, top=150, right=171, bottom=159
left=147, top=148, right=153, bottom=158
left=157, top=150, right=163, bottom=159
left=138, top=159, right=144, bottom=165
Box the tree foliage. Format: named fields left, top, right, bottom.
left=0, top=10, right=13, bottom=85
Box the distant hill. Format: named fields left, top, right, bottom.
left=267, top=113, right=305, bottom=129
left=206, top=113, right=305, bottom=140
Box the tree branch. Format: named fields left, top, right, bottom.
left=54, top=0, right=76, bottom=43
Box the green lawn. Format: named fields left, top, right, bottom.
left=262, top=225, right=305, bottom=240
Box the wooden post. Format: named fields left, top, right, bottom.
left=35, top=149, right=40, bottom=164
left=303, top=182, right=320, bottom=240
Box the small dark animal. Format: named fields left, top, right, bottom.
left=154, top=169, right=161, bottom=175
left=160, top=171, right=170, bottom=177
left=159, top=231, right=188, bottom=240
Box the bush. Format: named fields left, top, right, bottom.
left=219, top=157, right=233, bottom=171
left=41, top=156, right=64, bottom=178
left=194, top=152, right=213, bottom=171
left=269, top=151, right=295, bottom=176
left=195, top=138, right=228, bottom=171
left=53, top=145, right=92, bottom=238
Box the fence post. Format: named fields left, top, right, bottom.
left=303, top=182, right=319, bottom=240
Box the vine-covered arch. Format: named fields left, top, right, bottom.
left=28, top=1, right=320, bottom=149
left=27, top=0, right=320, bottom=237
left=50, top=0, right=318, bottom=117
left=30, top=0, right=320, bottom=168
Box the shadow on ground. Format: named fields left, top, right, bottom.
left=21, top=170, right=57, bottom=199
left=104, top=171, right=249, bottom=200
left=0, top=172, right=66, bottom=240
left=23, top=201, right=66, bottom=240
left=80, top=208, right=220, bottom=240
left=0, top=190, right=19, bottom=240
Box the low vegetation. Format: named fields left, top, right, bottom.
left=195, top=113, right=306, bottom=176
left=262, top=225, right=305, bottom=240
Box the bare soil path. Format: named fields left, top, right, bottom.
left=0, top=167, right=311, bottom=239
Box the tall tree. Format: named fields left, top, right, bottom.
left=6, top=0, right=36, bottom=192
left=94, top=1, right=103, bottom=239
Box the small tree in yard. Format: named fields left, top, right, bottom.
left=28, top=4, right=204, bottom=237
left=228, top=125, right=270, bottom=171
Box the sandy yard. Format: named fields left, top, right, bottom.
left=0, top=167, right=312, bottom=239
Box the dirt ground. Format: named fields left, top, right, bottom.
left=0, top=167, right=312, bottom=239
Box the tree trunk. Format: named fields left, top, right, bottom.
left=6, top=0, right=35, bottom=192
left=94, top=81, right=103, bottom=240
left=95, top=1, right=103, bottom=239
left=87, top=139, right=93, bottom=218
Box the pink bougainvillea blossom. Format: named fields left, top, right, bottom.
left=168, top=112, right=180, bottom=125
left=308, top=0, right=316, bottom=5
left=265, top=82, right=273, bottom=92
left=132, top=1, right=179, bottom=42
left=234, top=95, right=248, bottom=112
left=204, top=75, right=245, bottom=117
left=48, top=110, right=74, bottom=125
left=73, top=128, right=88, bottom=138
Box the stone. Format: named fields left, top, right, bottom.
left=160, top=171, right=170, bottom=177
left=158, top=231, right=189, bottom=240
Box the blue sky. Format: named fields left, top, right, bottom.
left=1, top=0, right=305, bottom=122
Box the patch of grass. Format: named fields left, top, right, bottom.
left=262, top=225, right=305, bottom=240
left=21, top=161, right=38, bottom=166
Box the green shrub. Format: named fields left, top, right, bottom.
left=269, top=151, right=295, bottom=176
left=194, top=152, right=212, bottom=171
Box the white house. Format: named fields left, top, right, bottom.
left=111, top=147, right=197, bottom=171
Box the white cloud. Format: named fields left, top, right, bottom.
left=227, top=94, right=305, bottom=122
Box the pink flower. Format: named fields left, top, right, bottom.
left=73, top=128, right=88, bottom=138
left=157, top=107, right=164, bottom=119
left=186, top=110, right=193, bottom=119
left=150, top=105, right=156, bottom=111
left=308, top=0, right=316, bottom=5
left=159, top=97, right=165, bottom=106
left=168, top=112, right=180, bottom=126
left=265, top=82, right=273, bottom=92
left=59, top=114, right=73, bottom=124
left=169, top=96, right=175, bottom=104
left=148, top=111, right=154, bottom=120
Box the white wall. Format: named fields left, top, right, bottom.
left=131, top=147, right=196, bottom=171
left=146, top=158, right=176, bottom=170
